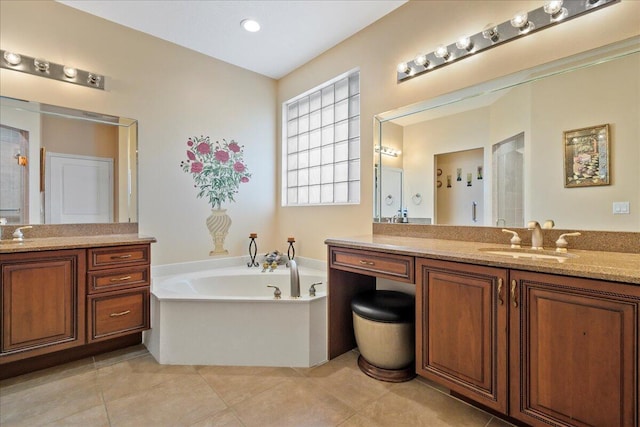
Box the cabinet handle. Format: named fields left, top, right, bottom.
left=110, top=254, right=132, bottom=259
left=510, top=279, right=518, bottom=308
left=110, top=275, right=132, bottom=282
left=359, top=260, right=375, bottom=266
left=497, top=278, right=504, bottom=305
left=110, top=310, right=131, bottom=317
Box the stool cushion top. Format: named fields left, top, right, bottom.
left=351, top=290, right=414, bottom=323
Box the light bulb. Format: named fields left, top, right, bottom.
left=397, top=62, right=409, bottom=74
left=544, top=0, right=563, bottom=14
left=511, top=11, right=534, bottom=33
left=63, top=66, right=77, bottom=78
left=434, top=45, right=450, bottom=61
left=510, top=11, right=528, bottom=28
left=414, top=54, right=429, bottom=67
left=544, top=1, right=568, bottom=21
left=456, top=36, right=473, bottom=51
left=3, top=51, right=21, bottom=66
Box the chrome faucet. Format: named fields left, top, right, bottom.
left=12, top=225, right=33, bottom=241
left=527, top=221, right=543, bottom=250
left=288, top=259, right=300, bottom=298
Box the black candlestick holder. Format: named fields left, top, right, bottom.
left=247, top=234, right=259, bottom=267
left=287, top=238, right=295, bottom=261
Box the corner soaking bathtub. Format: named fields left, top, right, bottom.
left=144, top=257, right=327, bottom=368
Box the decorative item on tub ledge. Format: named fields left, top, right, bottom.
left=180, top=136, right=251, bottom=256
left=248, top=233, right=259, bottom=267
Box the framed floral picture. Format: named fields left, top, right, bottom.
left=563, top=124, right=610, bottom=188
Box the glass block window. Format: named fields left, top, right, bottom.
left=282, top=69, right=360, bottom=206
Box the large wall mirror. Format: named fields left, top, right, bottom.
left=0, top=97, right=138, bottom=225
left=374, top=37, right=639, bottom=232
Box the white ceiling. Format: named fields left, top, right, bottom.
left=57, top=0, right=407, bottom=79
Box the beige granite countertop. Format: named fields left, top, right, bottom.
left=325, top=235, right=640, bottom=285
left=0, top=234, right=156, bottom=254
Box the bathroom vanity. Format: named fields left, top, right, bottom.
left=326, top=229, right=640, bottom=427
left=0, top=234, right=155, bottom=379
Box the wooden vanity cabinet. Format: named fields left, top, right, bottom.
left=1, top=249, right=86, bottom=363
left=327, top=244, right=639, bottom=426
left=509, top=270, right=639, bottom=427
left=86, top=245, right=150, bottom=343
left=416, top=258, right=509, bottom=413
left=416, top=259, right=639, bottom=427
left=1, top=242, right=152, bottom=378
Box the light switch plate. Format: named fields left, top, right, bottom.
left=613, top=201, right=630, bottom=215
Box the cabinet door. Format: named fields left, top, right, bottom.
left=1, top=250, right=86, bottom=363
left=416, top=258, right=508, bottom=413
left=510, top=271, right=639, bottom=427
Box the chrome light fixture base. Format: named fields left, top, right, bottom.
left=1, top=50, right=105, bottom=90
left=397, top=0, right=619, bottom=83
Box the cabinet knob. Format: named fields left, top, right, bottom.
left=109, top=275, right=132, bottom=282
left=110, top=254, right=132, bottom=260
left=497, top=278, right=504, bottom=305
left=359, top=260, right=375, bottom=266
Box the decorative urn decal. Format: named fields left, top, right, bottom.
left=180, top=136, right=251, bottom=255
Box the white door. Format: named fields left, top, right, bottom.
left=381, top=167, right=403, bottom=218
left=46, top=152, right=113, bottom=223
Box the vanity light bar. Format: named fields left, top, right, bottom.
left=375, top=145, right=401, bottom=157
left=397, top=0, right=620, bottom=83
left=0, top=50, right=105, bottom=90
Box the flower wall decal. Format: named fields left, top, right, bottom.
left=180, top=136, right=251, bottom=209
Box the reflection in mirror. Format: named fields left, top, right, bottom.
left=0, top=97, right=137, bottom=225
left=374, top=37, right=639, bottom=232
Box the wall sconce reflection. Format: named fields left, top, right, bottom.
left=375, top=145, right=401, bottom=157
left=397, top=0, right=619, bottom=83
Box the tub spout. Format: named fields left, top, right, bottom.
left=288, top=259, right=300, bottom=298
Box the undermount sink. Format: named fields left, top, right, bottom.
left=478, top=247, right=578, bottom=263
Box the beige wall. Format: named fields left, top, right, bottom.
left=1, top=0, right=277, bottom=265
left=277, top=0, right=640, bottom=259
left=42, top=116, right=118, bottom=159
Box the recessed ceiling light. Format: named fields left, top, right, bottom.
left=241, top=19, right=260, bottom=33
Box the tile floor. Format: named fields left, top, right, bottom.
left=0, top=345, right=514, bottom=427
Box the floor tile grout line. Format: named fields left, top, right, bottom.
left=93, top=354, right=114, bottom=427
left=194, top=366, right=256, bottom=426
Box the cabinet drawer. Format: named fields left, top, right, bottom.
left=87, top=265, right=150, bottom=294
left=87, top=288, right=150, bottom=342
left=88, top=245, right=150, bottom=270
left=329, top=247, right=414, bottom=283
